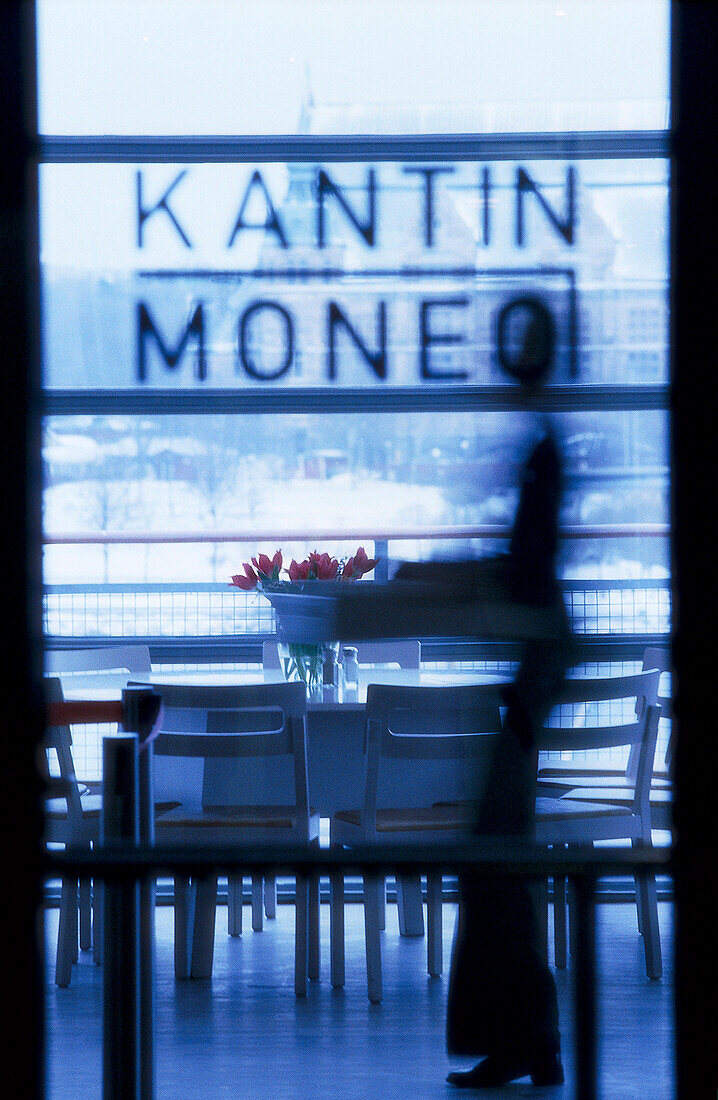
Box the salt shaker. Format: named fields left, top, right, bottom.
left=323, top=648, right=339, bottom=688
left=342, top=646, right=359, bottom=690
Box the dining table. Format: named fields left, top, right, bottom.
left=61, top=666, right=506, bottom=815
left=57, top=663, right=510, bottom=944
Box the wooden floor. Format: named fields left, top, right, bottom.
left=44, top=893, right=674, bottom=1099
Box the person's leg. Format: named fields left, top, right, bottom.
left=446, top=734, right=562, bottom=1086
left=447, top=874, right=562, bottom=1086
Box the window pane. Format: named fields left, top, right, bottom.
left=40, top=159, right=668, bottom=390
left=37, top=0, right=669, bottom=136
left=43, top=409, right=669, bottom=585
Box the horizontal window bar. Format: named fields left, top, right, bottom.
left=40, top=577, right=671, bottom=593
left=42, top=524, right=670, bottom=545
left=38, top=131, right=670, bottom=163
left=45, top=840, right=672, bottom=880
left=43, top=383, right=670, bottom=416
left=42, top=636, right=669, bottom=666
left=42, top=876, right=674, bottom=907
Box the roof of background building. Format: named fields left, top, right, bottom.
left=302, top=98, right=669, bottom=135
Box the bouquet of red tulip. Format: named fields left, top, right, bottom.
left=230, top=547, right=378, bottom=592
left=230, top=548, right=379, bottom=688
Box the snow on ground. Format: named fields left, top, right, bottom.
left=43, top=472, right=451, bottom=583
left=43, top=471, right=669, bottom=585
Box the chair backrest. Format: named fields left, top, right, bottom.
left=642, top=644, right=673, bottom=768
left=41, top=676, right=84, bottom=832
left=45, top=644, right=152, bottom=677
left=262, top=639, right=421, bottom=670
left=149, top=681, right=310, bottom=830
left=537, top=669, right=661, bottom=810
left=362, top=682, right=504, bottom=832
left=615, top=650, right=671, bottom=779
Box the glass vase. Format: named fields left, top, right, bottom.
left=277, top=641, right=339, bottom=692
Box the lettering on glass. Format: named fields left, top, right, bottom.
left=134, top=164, right=578, bottom=385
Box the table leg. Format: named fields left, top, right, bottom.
left=396, top=873, right=425, bottom=936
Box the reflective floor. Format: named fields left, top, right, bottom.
left=45, top=894, right=674, bottom=1099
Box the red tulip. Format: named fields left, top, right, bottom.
left=344, top=546, right=379, bottom=580
left=230, top=562, right=258, bottom=591
left=252, top=550, right=282, bottom=581
left=309, top=551, right=339, bottom=579
left=289, top=558, right=311, bottom=581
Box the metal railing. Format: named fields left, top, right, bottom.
left=42, top=523, right=671, bottom=639
left=43, top=575, right=671, bottom=640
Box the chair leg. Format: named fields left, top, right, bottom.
left=251, top=875, right=264, bottom=931
left=173, top=875, right=192, bottom=979
left=632, top=838, right=644, bottom=934
left=553, top=875, right=568, bottom=969
left=264, top=874, right=277, bottom=919
left=567, top=845, right=579, bottom=959
left=93, top=879, right=103, bottom=966
left=364, top=873, right=383, bottom=1004
left=396, top=873, right=425, bottom=937
left=635, top=869, right=663, bottom=980
left=69, top=880, right=79, bottom=964
left=79, top=878, right=92, bottom=951
left=308, top=868, right=320, bottom=981
left=426, top=872, right=442, bottom=977
left=190, top=873, right=218, bottom=979
left=527, top=875, right=545, bottom=968
left=295, top=874, right=308, bottom=998
left=55, top=877, right=77, bottom=987
left=330, top=869, right=345, bottom=988
left=227, top=875, right=243, bottom=937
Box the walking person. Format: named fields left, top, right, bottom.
left=446, top=302, right=574, bottom=1089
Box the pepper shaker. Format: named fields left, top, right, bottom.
left=342, top=646, right=359, bottom=690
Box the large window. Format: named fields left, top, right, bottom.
left=38, top=0, right=670, bottom=649
left=34, top=3, right=677, bottom=1097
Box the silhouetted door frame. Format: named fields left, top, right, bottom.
left=4, top=2, right=718, bottom=1097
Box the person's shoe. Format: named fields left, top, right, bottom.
left=446, top=1043, right=564, bottom=1088
left=530, top=1042, right=565, bottom=1087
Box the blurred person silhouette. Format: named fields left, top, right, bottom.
left=445, top=299, right=575, bottom=1089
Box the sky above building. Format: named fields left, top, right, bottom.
left=36, top=2, right=670, bottom=286
left=37, top=0, right=669, bottom=135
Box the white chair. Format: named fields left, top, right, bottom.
left=329, top=682, right=503, bottom=1003
left=150, top=681, right=320, bottom=996
left=45, top=643, right=152, bottom=679
left=534, top=669, right=663, bottom=979
left=263, top=638, right=425, bottom=935
left=41, top=676, right=103, bottom=986
left=537, top=647, right=672, bottom=833
left=44, top=645, right=152, bottom=949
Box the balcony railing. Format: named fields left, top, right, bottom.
left=43, top=523, right=671, bottom=644
left=43, top=576, right=671, bottom=643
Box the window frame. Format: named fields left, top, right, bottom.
left=39, top=129, right=671, bottom=415
left=40, top=128, right=672, bottom=658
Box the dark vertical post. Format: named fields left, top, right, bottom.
left=102, top=733, right=141, bottom=1100
left=123, top=687, right=159, bottom=1100
left=1, top=3, right=45, bottom=1097
left=572, top=874, right=598, bottom=1100
left=670, top=4, right=718, bottom=1097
